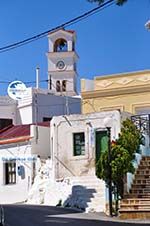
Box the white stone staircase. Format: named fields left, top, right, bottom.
left=64, top=176, right=106, bottom=213
left=27, top=160, right=106, bottom=213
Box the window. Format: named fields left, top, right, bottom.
left=72, top=41, right=75, bottom=51
left=0, top=118, right=12, bottom=130
left=54, top=38, right=68, bottom=52
left=62, top=80, right=67, bottom=92
left=43, top=117, right=52, bottom=122
left=5, top=161, right=16, bottom=185
left=56, top=80, right=61, bottom=92
left=73, top=132, right=85, bottom=156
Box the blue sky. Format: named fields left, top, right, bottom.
left=0, top=0, right=150, bottom=94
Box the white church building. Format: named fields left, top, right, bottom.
left=0, top=29, right=81, bottom=127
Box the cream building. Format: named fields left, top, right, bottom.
left=81, top=70, right=150, bottom=115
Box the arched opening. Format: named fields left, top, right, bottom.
left=62, top=80, right=67, bottom=92
left=54, top=38, right=68, bottom=52
left=56, top=80, right=61, bottom=92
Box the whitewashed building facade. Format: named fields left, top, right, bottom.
left=0, top=122, right=50, bottom=204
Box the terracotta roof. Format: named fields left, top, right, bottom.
left=48, top=28, right=75, bottom=35
left=0, top=124, right=30, bottom=140
left=0, top=136, right=31, bottom=145
left=0, top=122, right=50, bottom=144
left=0, top=122, right=50, bottom=140
left=66, top=30, right=75, bottom=34
left=33, top=121, right=50, bottom=127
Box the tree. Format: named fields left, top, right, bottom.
left=96, top=118, right=141, bottom=214
left=87, top=0, right=128, bottom=6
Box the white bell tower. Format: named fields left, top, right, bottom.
left=47, top=28, right=78, bottom=96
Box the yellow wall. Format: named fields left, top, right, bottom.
left=81, top=70, right=150, bottom=115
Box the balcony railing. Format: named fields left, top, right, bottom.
left=131, top=114, right=150, bottom=135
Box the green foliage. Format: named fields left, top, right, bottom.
left=96, top=118, right=141, bottom=198
left=117, top=118, right=142, bottom=157
left=87, top=0, right=127, bottom=6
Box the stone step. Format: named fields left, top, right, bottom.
left=138, top=166, right=150, bottom=170
left=130, top=187, right=150, bottom=191
left=72, top=191, right=104, bottom=199
left=134, top=175, right=150, bottom=180
left=120, top=203, right=150, bottom=209
left=133, top=179, right=150, bottom=184
left=119, top=207, right=150, bottom=212
left=73, top=190, right=104, bottom=198
left=141, top=163, right=150, bottom=165
left=121, top=198, right=150, bottom=204
left=72, top=182, right=104, bottom=187
left=130, top=190, right=150, bottom=194
left=131, top=184, right=150, bottom=189
left=125, top=194, right=150, bottom=198
left=142, top=156, right=150, bottom=160
left=72, top=177, right=103, bottom=181
left=119, top=209, right=150, bottom=219
left=136, top=170, right=150, bottom=175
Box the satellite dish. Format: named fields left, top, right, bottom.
left=7, top=80, right=27, bottom=100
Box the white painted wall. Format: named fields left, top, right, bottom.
left=50, top=110, right=122, bottom=180
left=17, top=88, right=81, bottom=124
left=0, top=96, right=19, bottom=125
left=30, top=125, right=50, bottom=158
left=0, top=142, right=33, bottom=204
left=81, top=79, right=94, bottom=92
left=0, top=122, right=51, bottom=204
left=48, top=53, right=76, bottom=72
left=18, top=105, right=33, bottom=124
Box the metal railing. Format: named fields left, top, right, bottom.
left=131, top=114, right=150, bottom=135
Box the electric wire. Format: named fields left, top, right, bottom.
left=0, top=0, right=115, bottom=53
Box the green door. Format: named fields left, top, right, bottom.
left=95, top=131, right=108, bottom=163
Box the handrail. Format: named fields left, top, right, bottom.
left=54, top=155, right=75, bottom=176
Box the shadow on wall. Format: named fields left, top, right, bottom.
left=63, top=185, right=96, bottom=211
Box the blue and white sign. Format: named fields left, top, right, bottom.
left=7, top=81, right=27, bottom=100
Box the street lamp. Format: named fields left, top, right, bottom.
left=106, top=127, right=113, bottom=217
left=103, top=117, right=113, bottom=217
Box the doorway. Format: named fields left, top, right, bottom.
left=95, top=130, right=108, bottom=163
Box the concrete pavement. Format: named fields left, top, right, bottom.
left=3, top=204, right=150, bottom=226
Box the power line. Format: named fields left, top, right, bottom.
left=0, top=0, right=115, bottom=53
left=0, top=79, right=48, bottom=84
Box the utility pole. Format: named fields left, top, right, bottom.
left=34, top=93, right=38, bottom=143
left=48, top=74, right=52, bottom=90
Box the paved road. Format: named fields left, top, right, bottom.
left=2, top=204, right=150, bottom=226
